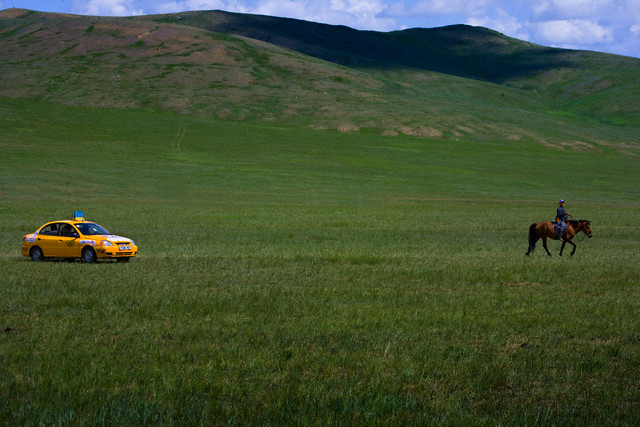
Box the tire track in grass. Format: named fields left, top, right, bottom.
left=171, top=124, right=188, bottom=155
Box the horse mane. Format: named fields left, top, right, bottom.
left=570, top=219, right=590, bottom=227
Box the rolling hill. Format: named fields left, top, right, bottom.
left=0, top=8, right=638, bottom=150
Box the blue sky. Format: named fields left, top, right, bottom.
left=3, top=0, right=639, bottom=57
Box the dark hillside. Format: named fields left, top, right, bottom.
left=152, top=10, right=571, bottom=82
left=387, top=26, right=574, bottom=82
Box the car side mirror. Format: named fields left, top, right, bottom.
left=73, top=232, right=79, bottom=238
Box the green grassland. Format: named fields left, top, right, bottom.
left=1, top=98, right=639, bottom=424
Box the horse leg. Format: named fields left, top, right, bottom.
left=542, top=236, right=552, bottom=256
left=559, top=239, right=576, bottom=256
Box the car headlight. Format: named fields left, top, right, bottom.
left=101, top=241, right=114, bottom=247
left=130, top=240, right=135, bottom=246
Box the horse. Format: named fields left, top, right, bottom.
left=525, top=219, right=592, bottom=256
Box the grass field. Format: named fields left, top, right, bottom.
left=1, top=98, right=639, bottom=424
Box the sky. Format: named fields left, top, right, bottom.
left=3, top=0, right=639, bottom=58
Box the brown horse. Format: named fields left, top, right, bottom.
left=525, top=219, right=592, bottom=256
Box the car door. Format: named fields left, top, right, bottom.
left=58, top=223, right=81, bottom=258
left=35, top=222, right=64, bottom=257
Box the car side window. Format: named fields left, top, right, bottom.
left=40, top=223, right=61, bottom=236
left=60, top=224, right=78, bottom=237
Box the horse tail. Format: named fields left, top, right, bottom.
left=527, top=223, right=537, bottom=255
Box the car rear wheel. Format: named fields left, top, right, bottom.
left=30, top=246, right=44, bottom=262
left=82, top=247, right=97, bottom=263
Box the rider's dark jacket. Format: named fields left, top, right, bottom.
left=556, top=206, right=568, bottom=223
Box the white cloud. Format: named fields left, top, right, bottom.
left=248, top=0, right=395, bottom=30
left=72, top=0, right=145, bottom=16
left=532, top=0, right=614, bottom=20
left=155, top=2, right=181, bottom=13
left=331, top=0, right=384, bottom=14
left=409, top=0, right=491, bottom=16
left=533, top=19, right=613, bottom=46
left=466, top=8, right=529, bottom=40
left=384, top=1, right=407, bottom=16
left=328, top=0, right=395, bottom=29
left=155, top=0, right=395, bottom=30
left=156, top=0, right=248, bottom=14
left=252, top=0, right=317, bottom=19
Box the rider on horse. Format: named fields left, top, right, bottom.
left=555, top=199, right=571, bottom=241
left=526, top=201, right=591, bottom=257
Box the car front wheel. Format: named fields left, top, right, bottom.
left=30, top=246, right=44, bottom=262
left=82, top=247, right=97, bottom=263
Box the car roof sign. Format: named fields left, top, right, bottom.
left=73, top=211, right=85, bottom=221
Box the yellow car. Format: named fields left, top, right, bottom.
left=21, top=212, right=138, bottom=263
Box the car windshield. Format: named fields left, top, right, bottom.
left=75, top=222, right=111, bottom=236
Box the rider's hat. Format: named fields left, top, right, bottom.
left=559, top=199, right=564, bottom=203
